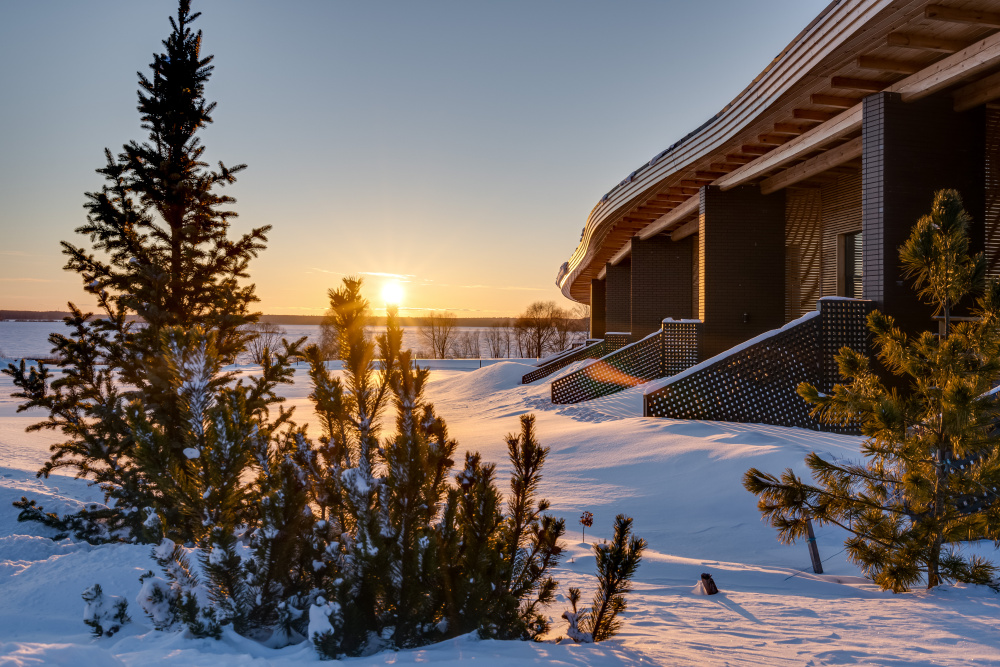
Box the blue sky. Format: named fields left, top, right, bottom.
left=0, top=0, right=828, bottom=315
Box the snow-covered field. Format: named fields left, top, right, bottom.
left=2, top=360, right=1000, bottom=665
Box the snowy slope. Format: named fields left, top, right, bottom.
left=2, top=362, right=1000, bottom=665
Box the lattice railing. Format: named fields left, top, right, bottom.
left=521, top=339, right=608, bottom=384
left=551, top=331, right=664, bottom=404
left=643, top=298, right=870, bottom=433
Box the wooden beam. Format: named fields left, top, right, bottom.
left=724, top=154, right=754, bottom=164
left=741, top=144, right=772, bottom=155
left=811, top=93, right=859, bottom=108
left=680, top=179, right=710, bottom=188
left=954, top=69, right=1000, bottom=110
left=925, top=4, right=1000, bottom=28
left=758, top=133, right=792, bottom=145
left=887, top=32, right=965, bottom=53
left=695, top=171, right=727, bottom=180
left=670, top=217, right=700, bottom=243
left=709, top=163, right=738, bottom=172
left=716, top=105, right=863, bottom=191
left=793, top=109, right=836, bottom=121
left=759, top=137, right=863, bottom=195
left=667, top=187, right=700, bottom=196
left=857, top=55, right=920, bottom=74
left=892, top=29, right=1000, bottom=102
left=637, top=195, right=700, bottom=240
left=830, top=76, right=886, bottom=92
left=772, top=122, right=806, bottom=135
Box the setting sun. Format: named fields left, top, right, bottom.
left=381, top=280, right=404, bottom=306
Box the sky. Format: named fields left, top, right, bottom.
left=0, top=0, right=829, bottom=317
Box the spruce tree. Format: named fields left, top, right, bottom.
left=744, top=189, right=1000, bottom=592
left=4, top=0, right=271, bottom=542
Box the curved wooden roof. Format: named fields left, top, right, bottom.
left=558, top=0, right=1000, bottom=302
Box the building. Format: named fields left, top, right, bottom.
left=546, top=0, right=1000, bottom=427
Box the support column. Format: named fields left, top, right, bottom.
left=604, top=259, right=631, bottom=337
left=699, top=185, right=786, bottom=359
left=630, top=234, right=694, bottom=338
left=862, top=92, right=985, bottom=333
left=590, top=278, right=606, bottom=338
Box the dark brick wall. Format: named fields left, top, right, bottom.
left=862, top=91, right=985, bottom=333
left=590, top=278, right=606, bottom=338
left=605, top=259, right=631, bottom=335
left=630, top=234, right=694, bottom=338
left=699, top=185, right=786, bottom=359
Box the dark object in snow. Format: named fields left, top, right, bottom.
left=580, top=510, right=594, bottom=542
left=806, top=518, right=823, bottom=574
left=700, top=573, right=719, bottom=595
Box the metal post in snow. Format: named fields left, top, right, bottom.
left=806, top=518, right=823, bottom=574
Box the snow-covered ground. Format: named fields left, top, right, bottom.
left=2, top=360, right=1000, bottom=665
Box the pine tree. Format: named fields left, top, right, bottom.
left=744, top=189, right=1000, bottom=592
left=561, top=514, right=646, bottom=643
left=3, top=0, right=272, bottom=543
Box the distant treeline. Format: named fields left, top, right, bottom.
left=2, top=311, right=581, bottom=328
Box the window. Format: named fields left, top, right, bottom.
left=843, top=230, right=863, bottom=299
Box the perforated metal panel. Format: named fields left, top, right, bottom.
left=644, top=299, right=870, bottom=433
left=551, top=332, right=665, bottom=404
left=662, top=320, right=700, bottom=376
left=521, top=339, right=609, bottom=385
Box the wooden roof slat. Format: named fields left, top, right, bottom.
left=811, top=93, right=861, bottom=107
left=758, top=133, right=793, bottom=145
left=924, top=4, right=1000, bottom=28
left=741, top=144, right=773, bottom=155
left=857, top=55, right=921, bottom=74
left=772, top=122, right=807, bottom=134
left=887, top=32, right=965, bottom=52
left=830, top=75, right=887, bottom=91
left=793, top=109, right=836, bottom=121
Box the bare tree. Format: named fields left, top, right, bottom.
left=418, top=311, right=458, bottom=359
left=484, top=319, right=512, bottom=358
left=318, top=308, right=340, bottom=359
left=451, top=329, right=481, bottom=359
left=241, top=322, right=287, bottom=364
left=553, top=305, right=589, bottom=351
left=515, top=301, right=567, bottom=358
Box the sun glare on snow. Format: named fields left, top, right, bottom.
left=382, top=281, right=404, bottom=306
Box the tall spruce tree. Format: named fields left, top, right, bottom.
left=744, top=189, right=1000, bottom=592
left=4, top=0, right=273, bottom=541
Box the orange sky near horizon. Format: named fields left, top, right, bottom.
left=0, top=1, right=828, bottom=318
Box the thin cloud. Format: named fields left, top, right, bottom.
left=359, top=271, right=414, bottom=281
left=0, top=277, right=57, bottom=283
left=308, top=268, right=415, bottom=282
left=432, top=283, right=545, bottom=291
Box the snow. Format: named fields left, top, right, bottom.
left=2, top=361, right=1000, bottom=665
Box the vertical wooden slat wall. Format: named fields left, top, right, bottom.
left=821, top=172, right=863, bottom=298
left=985, top=107, right=1000, bottom=278
left=784, top=188, right=823, bottom=321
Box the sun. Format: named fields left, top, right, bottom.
left=381, top=280, right=404, bottom=306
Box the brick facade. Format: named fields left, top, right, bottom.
left=862, top=91, right=985, bottom=333
left=605, top=259, right=632, bottom=335
left=699, top=185, right=786, bottom=360
left=589, top=278, right=606, bottom=338
left=629, top=233, right=694, bottom=338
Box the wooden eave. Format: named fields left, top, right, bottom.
left=559, top=0, right=1000, bottom=303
